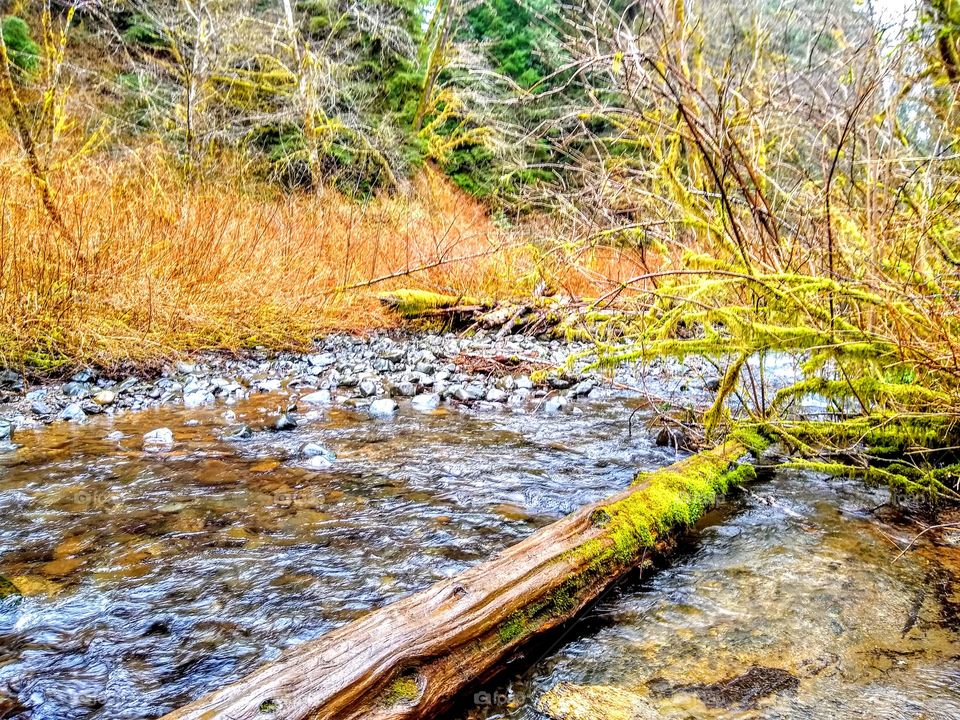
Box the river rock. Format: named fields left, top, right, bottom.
left=59, top=403, right=86, bottom=422
left=176, top=361, right=197, bottom=374
left=0, top=369, right=23, bottom=392
left=93, top=390, right=116, bottom=406
left=358, top=379, right=378, bottom=397
left=0, top=420, right=11, bottom=441
left=515, top=375, right=534, bottom=390
left=544, top=396, right=568, bottom=414
left=105, top=430, right=125, bottom=441
left=62, top=382, right=90, bottom=398
left=537, top=682, right=659, bottom=720
left=485, top=388, right=508, bottom=402
left=391, top=382, right=417, bottom=397
left=271, top=413, right=298, bottom=432
left=301, top=389, right=332, bottom=404
left=223, top=424, right=253, bottom=441
left=568, top=380, right=596, bottom=398
left=369, top=398, right=398, bottom=416
left=184, top=390, right=215, bottom=408
left=143, top=427, right=174, bottom=449
left=411, top=393, right=441, bottom=411
left=301, top=442, right=336, bottom=461
left=307, top=352, right=336, bottom=368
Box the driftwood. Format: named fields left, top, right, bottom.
left=161, top=441, right=752, bottom=720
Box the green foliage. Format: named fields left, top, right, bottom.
left=1, top=16, right=39, bottom=74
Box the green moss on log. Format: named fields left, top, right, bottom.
left=377, top=290, right=479, bottom=317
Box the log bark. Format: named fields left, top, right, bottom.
left=161, top=441, right=753, bottom=720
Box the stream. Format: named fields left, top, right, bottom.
left=1, top=380, right=959, bottom=718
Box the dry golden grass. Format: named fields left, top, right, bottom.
left=0, top=140, right=654, bottom=370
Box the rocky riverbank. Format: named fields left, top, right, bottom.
left=0, top=331, right=723, bottom=445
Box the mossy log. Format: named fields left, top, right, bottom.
left=161, top=441, right=752, bottom=720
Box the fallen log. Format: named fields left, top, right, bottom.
left=161, top=440, right=754, bottom=720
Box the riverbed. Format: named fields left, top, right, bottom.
left=1, top=338, right=958, bottom=719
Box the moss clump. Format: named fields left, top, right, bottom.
left=497, top=612, right=527, bottom=644
left=377, top=289, right=479, bottom=318
left=588, top=443, right=752, bottom=569
left=729, top=425, right=773, bottom=457
left=382, top=671, right=422, bottom=705
left=258, top=699, right=278, bottom=713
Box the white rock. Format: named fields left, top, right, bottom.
left=411, top=393, right=441, bottom=411
left=93, top=390, right=116, bottom=406
left=301, top=390, right=332, bottom=404
left=369, top=398, right=398, bottom=416
left=183, top=391, right=214, bottom=408
left=544, top=396, right=568, bottom=414
left=143, top=427, right=174, bottom=449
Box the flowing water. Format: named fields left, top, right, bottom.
left=1, top=389, right=959, bottom=719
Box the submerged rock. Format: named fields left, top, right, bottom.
left=655, top=666, right=800, bottom=710
left=537, top=682, right=659, bottom=720
left=0, top=420, right=11, bottom=441
left=301, top=442, right=336, bottom=461
left=143, top=427, right=175, bottom=450
left=222, top=424, right=254, bottom=441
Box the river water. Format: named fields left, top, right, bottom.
left=1, top=390, right=958, bottom=718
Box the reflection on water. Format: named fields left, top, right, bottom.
left=0, top=391, right=671, bottom=719
left=458, top=472, right=960, bottom=720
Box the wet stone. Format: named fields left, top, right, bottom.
left=369, top=398, right=398, bottom=416
left=659, top=666, right=800, bottom=710
left=271, top=414, right=298, bottom=432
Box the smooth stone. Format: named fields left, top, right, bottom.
left=301, top=390, right=332, bottom=405
left=175, top=361, right=197, bottom=374
left=391, top=382, right=417, bottom=397
left=93, top=390, right=116, bottom=406
left=304, top=455, right=334, bottom=470
left=485, top=388, right=508, bottom=402
left=568, top=380, right=596, bottom=398
left=59, top=403, right=86, bottom=422
left=358, top=379, right=378, bottom=397
left=515, top=375, right=534, bottom=390
left=183, top=391, right=214, bottom=408
left=495, top=375, right=517, bottom=391
left=369, top=398, right=398, bottom=416
left=301, top=442, right=336, bottom=461
left=411, top=393, right=441, bottom=411
left=257, top=378, right=283, bottom=392
left=0, top=420, right=11, bottom=440
left=223, top=424, right=254, bottom=440
left=544, top=396, right=568, bottom=414
left=143, top=427, right=174, bottom=449
left=105, top=430, right=125, bottom=441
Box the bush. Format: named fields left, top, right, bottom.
left=1, top=16, right=39, bottom=74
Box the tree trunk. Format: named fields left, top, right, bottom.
left=160, top=441, right=753, bottom=720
